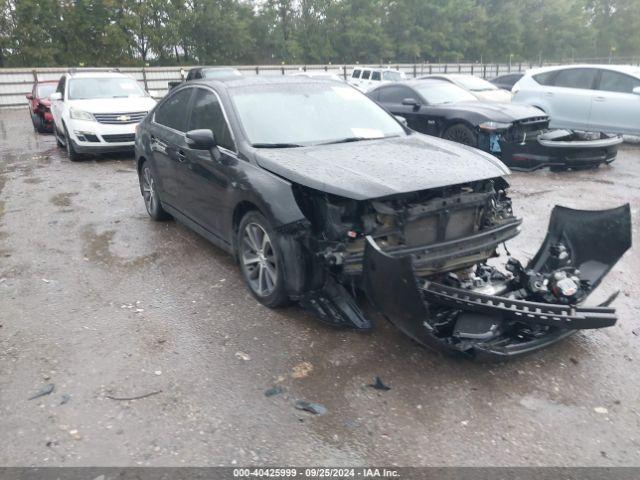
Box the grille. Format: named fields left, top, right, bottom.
left=508, top=116, right=549, bottom=142
left=102, top=133, right=135, bottom=143
left=93, top=111, right=147, bottom=124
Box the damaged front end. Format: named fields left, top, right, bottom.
left=362, top=204, right=631, bottom=360
left=478, top=117, right=622, bottom=171
left=289, top=175, right=630, bottom=360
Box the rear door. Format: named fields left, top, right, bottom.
left=540, top=68, right=597, bottom=130
left=181, top=87, right=238, bottom=238
left=589, top=69, right=640, bottom=135
left=148, top=87, right=194, bottom=209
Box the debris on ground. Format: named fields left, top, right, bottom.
left=594, top=406, right=609, bottom=414
left=60, top=394, right=71, bottom=405
left=68, top=429, right=82, bottom=440
left=235, top=351, right=251, bottom=361
left=632, top=328, right=640, bottom=336
left=106, top=390, right=162, bottom=401
left=294, top=400, right=327, bottom=415
left=28, top=383, right=55, bottom=400
left=368, top=376, right=391, bottom=391
left=569, top=357, right=579, bottom=365
left=264, top=386, right=284, bottom=397
left=291, top=361, right=313, bottom=379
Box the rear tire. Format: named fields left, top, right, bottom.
left=139, top=162, right=171, bottom=221
left=237, top=211, right=290, bottom=308
left=35, top=115, right=46, bottom=134
left=443, top=123, right=477, bottom=147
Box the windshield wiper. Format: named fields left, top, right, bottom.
left=318, top=136, right=382, bottom=146
left=251, top=142, right=303, bottom=148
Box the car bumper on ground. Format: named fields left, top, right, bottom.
left=67, top=119, right=137, bottom=153
left=362, top=204, right=631, bottom=361
left=495, top=130, right=622, bottom=171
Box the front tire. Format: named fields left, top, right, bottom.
left=64, top=125, right=83, bottom=162
left=443, top=123, right=477, bottom=147
left=237, top=211, right=290, bottom=308
left=140, top=163, right=171, bottom=221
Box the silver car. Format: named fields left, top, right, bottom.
left=512, top=64, right=640, bottom=135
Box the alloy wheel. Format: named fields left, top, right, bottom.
left=241, top=222, right=278, bottom=297
left=141, top=167, right=156, bottom=214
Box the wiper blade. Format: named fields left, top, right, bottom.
left=251, top=142, right=303, bottom=148
left=318, top=136, right=381, bottom=145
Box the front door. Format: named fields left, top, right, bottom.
left=589, top=69, right=640, bottom=135
left=181, top=87, right=238, bottom=239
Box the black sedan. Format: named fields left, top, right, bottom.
left=367, top=79, right=622, bottom=171
left=134, top=77, right=630, bottom=360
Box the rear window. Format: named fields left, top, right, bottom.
left=532, top=71, right=556, bottom=86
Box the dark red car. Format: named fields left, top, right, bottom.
left=26, top=80, right=57, bottom=133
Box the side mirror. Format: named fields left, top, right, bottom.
left=186, top=129, right=216, bottom=150
left=26, top=93, right=33, bottom=100
left=402, top=97, right=421, bottom=109
left=633, top=87, right=640, bottom=96
left=49, top=92, right=62, bottom=101
left=394, top=115, right=408, bottom=127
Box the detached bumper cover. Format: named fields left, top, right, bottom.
left=496, top=130, right=622, bottom=171
left=363, top=204, right=631, bottom=360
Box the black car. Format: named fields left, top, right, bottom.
left=168, top=66, right=243, bottom=90
left=135, top=77, right=630, bottom=360
left=368, top=79, right=622, bottom=171
left=490, top=72, right=524, bottom=91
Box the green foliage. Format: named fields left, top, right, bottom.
left=1, top=0, right=638, bottom=67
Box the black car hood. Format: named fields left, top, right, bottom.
left=254, top=134, right=510, bottom=200
left=437, top=101, right=546, bottom=123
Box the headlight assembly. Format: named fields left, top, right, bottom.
left=69, top=108, right=94, bottom=121
left=479, top=121, right=512, bottom=132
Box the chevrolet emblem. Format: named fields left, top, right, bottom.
left=117, top=115, right=130, bottom=122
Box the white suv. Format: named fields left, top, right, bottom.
left=50, top=71, right=156, bottom=161
left=348, top=67, right=406, bottom=92
left=512, top=64, right=640, bottom=135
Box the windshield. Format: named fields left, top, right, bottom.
left=454, top=76, right=498, bottom=91
left=382, top=71, right=404, bottom=81
left=413, top=82, right=477, bottom=104
left=230, top=83, right=405, bottom=146
left=37, top=84, right=56, bottom=98
left=68, top=77, right=147, bottom=100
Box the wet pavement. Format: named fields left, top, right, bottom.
left=1, top=108, right=639, bottom=467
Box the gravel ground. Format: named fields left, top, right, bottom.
left=1, top=108, right=639, bottom=467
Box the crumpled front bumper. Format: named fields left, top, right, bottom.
left=362, top=204, right=632, bottom=361
left=495, top=130, right=622, bottom=171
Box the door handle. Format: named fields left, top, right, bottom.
left=594, top=96, right=606, bottom=102
left=176, top=149, right=186, bottom=162
left=544, top=92, right=554, bottom=97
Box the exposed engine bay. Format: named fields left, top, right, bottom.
left=290, top=178, right=631, bottom=360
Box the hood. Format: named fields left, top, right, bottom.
left=438, top=101, right=546, bottom=123
left=472, top=89, right=514, bottom=103
left=67, top=96, right=156, bottom=114
left=254, top=134, right=510, bottom=201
